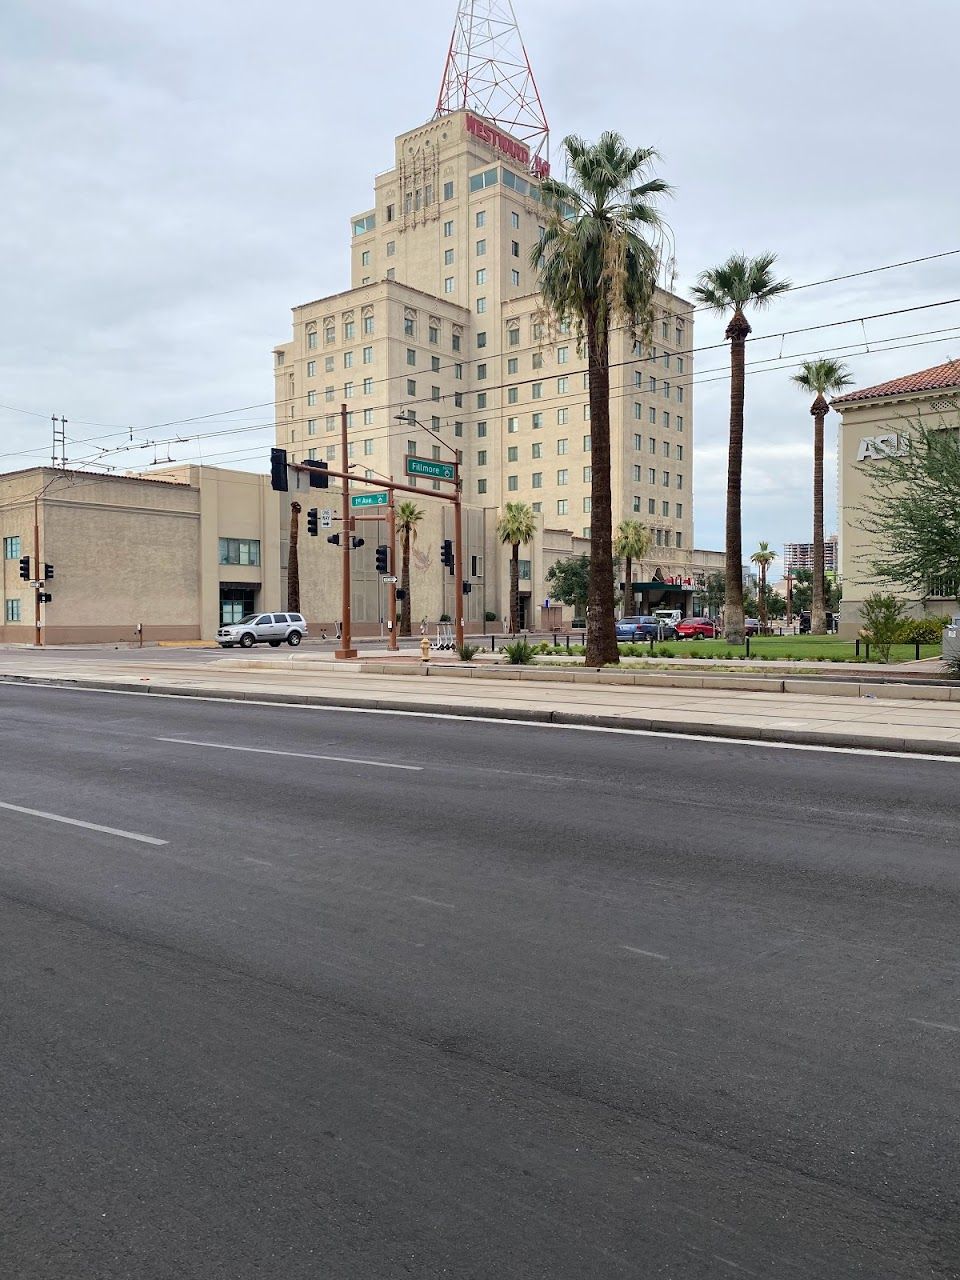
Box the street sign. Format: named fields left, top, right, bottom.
left=321, top=509, right=333, bottom=528
left=382, top=575, right=398, bottom=584
left=405, top=457, right=455, bottom=481
left=351, top=491, right=389, bottom=508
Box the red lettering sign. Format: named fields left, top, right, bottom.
left=467, top=113, right=549, bottom=178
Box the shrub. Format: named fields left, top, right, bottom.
left=439, top=613, right=451, bottom=623
left=484, top=610, right=497, bottom=623
left=501, top=638, right=535, bottom=665
left=656, top=645, right=673, bottom=658
left=897, top=617, right=947, bottom=645
left=457, top=642, right=479, bottom=662
left=860, top=593, right=906, bottom=663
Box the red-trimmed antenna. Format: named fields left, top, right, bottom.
left=435, top=0, right=549, bottom=167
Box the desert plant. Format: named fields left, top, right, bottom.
left=396, top=500, right=424, bottom=637
left=457, top=642, right=479, bottom=662
left=497, top=502, right=537, bottom=634
left=501, top=638, right=536, bottom=665
left=860, top=592, right=906, bottom=663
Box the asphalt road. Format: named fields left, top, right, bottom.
left=2, top=682, right=959, bottom=1279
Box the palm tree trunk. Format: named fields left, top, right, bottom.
left=584, top=305, right=619, bottom=666
left=623, top=555, right=632, bottom=619
left=400, top=534, right=412, bottom=636
left=811, top=403, right=827, bottom=635
left=724, top=309, right=750, bottom=644
left=510, top=544, right=520, bottom=633
left=287, top=502, right=301, bottom=613
left=758, top=564, right=767, bottom=631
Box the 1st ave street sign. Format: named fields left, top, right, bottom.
left=405, top=457, right=456, bottom=481
left=351, top=491, right=389, bottom=508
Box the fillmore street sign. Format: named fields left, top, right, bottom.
left=405, top=457, right=456, bottom=482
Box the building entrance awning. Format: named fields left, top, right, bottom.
left=634, top=582, right=694, bottom=593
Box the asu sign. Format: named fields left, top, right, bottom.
left=856, top=433, right=909, bottom=462
left=466, top=114, right=550, bottom=179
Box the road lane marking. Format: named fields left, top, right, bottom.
left=0, top=801, right=167, bottom=846
left=411, top=895, right=456, bottom=910
left=155, top=737, right=422, bottom=771
left=621, top=945, right=669, bottom=961
left=910, top=1018, right=960, bottom=1034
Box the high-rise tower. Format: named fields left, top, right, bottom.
left=436, top=0, right=550, bottom=172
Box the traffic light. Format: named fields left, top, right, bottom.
left=351, top=536, right=365, bottom=550
left=307, top=509, right=319, bottom=537
left=44, top=563, right=54, bottom=581
left=270, top=447, right=288, bottom=492
left=327, top=533, right=341, bottom=546
left=441, top=539, right=453, bottom=569
left=462, top=581, right=472, bottom=595
left=303, top=460, right=329, bottom=489
left=396, top=588, right=407, bottom=602
left=38, top=590, right=52, bottom=605
left=19, top=556, right=30, bottom=581
left=375, top=545, right=389, bottom=574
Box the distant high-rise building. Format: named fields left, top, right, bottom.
left=783, top=536, right=838, bottom=575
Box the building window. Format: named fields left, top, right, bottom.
left=532, top=502, right=542, bottom=513
left=430, top=324, right=440, bottom=343
left=306, top=360, right=316, bottom=377
left=677, top=415, right=684, bottom=432
left=324, top=325, right=335, bottom=345
left=219, top=538, right=261, bottom=567
left=404, top=315, right=416, bottom=337
left=663, top=411, right=670, bottom=430
left=677, top=357, right=684, bottom=374
left=532, top=381, right=543, bottom=399
left=557, top=346, right=568, bottom=364
left=344, top=320, right=355, bottom=339
left=454, top=421, right=463, bottom=437
left=634, top=465, right=643, bottom=482
left=532, top=352, right=543, bottom=370
left=477, top=362, right=487, bottom=379
left=649, top=407, right=657, bottom=424
left=507, top=446, right=519, bottom=462
left=476, top=211, right=486, bottom=228
left=432, top=355, right=441, bottom=372
left=361, top=347, right=373, bottom=366
left=583, top=435, right=592, bottom=452
left=664, top=381, right=671, bottom=399
left=511, top=241, right=520, bottom=258
left=444, top=221, right=454, bottom=237
left=583, top=497, right=592, bottom=514
left=363, top=377, right=373, bottom=394
left=452, top=333, right=461, bottom=352
left=477, top=450, right=487, bottom=466
left=508, top=328, right=520, bottom=346
left=512, top=211, right=520, bottom=228
left=363, top=409, right=374, bottom=425
left=444, top=277, right=454, bottom=294
left=676, top=504, right=683, bottom=519
left=407, top=380, right=416, bottom=395
left=344, top=382, right=354, bottom=398
left=649, top=467, right=657, bottom=484
left=454, top=363, right=463, bottom=379
left=649, top=437, right=656, bottom=453
left=583, top=467, right=592, bottom=483
left=431, top=386, right=441, bottom=401
left=325, top=415, right=336, bottom=432
left=532, top=471, right=543, bottom=488
left=406, top=348, right=416, bottom=367
left=507, top=417, right=519, bottom=433
left=325, top=356, right=335, bottom=373
left=663, top=500, right=670, bottom=517
left=532, top=442, right=542, bottom=459
left=677, top=386, right=684, bottom=403
left=386, top=268, right=396, bottom=280
left=476, top=297, right=487, bottom=314
left=4, top=598, right=21, bottom=623
left=649, top=498, right=656, bottom=514
left=477, top=421, right=487, bottom=438
left=662, top=471, right=670, bottom=486
left=3, top=536, right=21, bottom=560
left=557, top=408, right=569, bottom=425
left=511, top=270, right=520, bottom=286
left=307, top=390, right=317, bottom=406
left=508, top=386, right=519, bottom=404
left=477, top=332, right=487, bottom=349
left=444, top=180, right=454, bottom=200
left=676, top=531, right=683, bottom=549
left=677, top=444, right=684, bottom=462
left=344, top=351, right=354, bottom=368
left=508, top=475, right=518, bottom=492
left=477, top=479, right=488, bottom=495
left=557, top=438, right=568, bottom=455
left=407, top=440, right=417, bottom=455
left=676, top=474, right=684, bottom=490
left=557, top=469, right=569, bottom=486
left=476, top=268, right=486, bottom=285
left=518, top=559, right=531, bottom=580
left=307, top=419, right=318, bottom=435
left=532, top=412, right=543, bottom=429
left=476, top=239, right=486, bottom=256
left=557, top=499, right=568, bottom=516
left=477, top=392, right=487, bottom=408
left=306, top=331, right=317, bottom=350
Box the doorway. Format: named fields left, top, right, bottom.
left=220, top=586, right=257, bottom=625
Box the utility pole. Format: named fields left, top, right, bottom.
left=387, top=484, right=399, bottom=652
left=336, top=404, right=357, bottom=659
left=453, top=459, right=464, bottom=650
left=51, top=415, right=67, bottom=469
left=785, top=570, right=794, bottom=627
left=33, top=496, right=42, bottom=647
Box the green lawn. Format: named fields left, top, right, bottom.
left=538, top=635, right=941, bottom=663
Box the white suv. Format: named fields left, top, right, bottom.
left=218, top=612, right=307, bottom=649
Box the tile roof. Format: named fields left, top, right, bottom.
left=833, top=359, right=960, bottom=405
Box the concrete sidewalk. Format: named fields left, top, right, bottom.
left=3, top=649, right=960, bottom=756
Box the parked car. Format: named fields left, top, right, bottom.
left=616, top=615, right=678, bottom=641
left=218, top=612, right=308, bottom=649
left=674, top=617, right=718, bottom=640
left=744, top=617, right=760, bottom=637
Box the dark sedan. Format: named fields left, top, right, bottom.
left=616, top=615, right=678, bottom=641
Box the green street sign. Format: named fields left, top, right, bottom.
left=351, top=491, right=389, bottom=508
left=405, top=457, right=456, bottom=481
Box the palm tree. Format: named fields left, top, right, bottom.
left=750, top=540, right=777, bottom=632
left=792, top=358, right=853, bottom=634
left=535, top=132, right=670, bottom=667
left=288, top=501, right=302, bottom=613
left=614, top=520, right=653, bottom=618
left=396, top=500, right=423, bottom=637
left=691, top=253, right=791, bottom=643
left=497, top=502, right=537, bottom=633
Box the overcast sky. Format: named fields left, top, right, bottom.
left=2, top=0, right=959, bottom=567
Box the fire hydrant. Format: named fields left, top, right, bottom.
left=420, top=635, right=431, bottom=662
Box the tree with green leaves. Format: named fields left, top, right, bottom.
left=545, top=554, right=591, bottom=620
left=535, top=132, right=670, bottom=666
left=692, top=253, right=791, bottom=643
left=396, top=500, right=424, bottom=637
left=613, top=520, right=653, bottom=616
left=859, top=414, right=960, bottom=596
left=749, top=541, right=777, bottom=632
left=704, top=570, right=726, bottom=617
left=791, top=358, right=853, bottom=633
left=497, top=502, right=537, bottom=633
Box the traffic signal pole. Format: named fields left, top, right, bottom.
left=33, top=496, right=42, bottom=648
left=336, top=403, right=357, bottom=660
left=387, top=485, right=399, bottom=652
left=453, top=462, right=464, bottom=650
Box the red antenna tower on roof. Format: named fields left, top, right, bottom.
left=436, top=0, right=549, bottom=168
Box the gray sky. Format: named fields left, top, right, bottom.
left=2, top=0, right=959, bottom=567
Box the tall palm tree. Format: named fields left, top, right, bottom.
left=497, top=502, right=537, bottom=633
left=614, top=520, right=653, bottom=618
left=287, top=501, right=302, bottom=613
left=792, top=358, right=853, bottom=634
left=691, top=253, right=791, bottom=643
left=396, top=500, right=423, bottom=637
left=750, top=540, right=777, bottom=632
left=535, top=132, right=670, bottom=667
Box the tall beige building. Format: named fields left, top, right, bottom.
left=273, top=109, right=696, bottom=627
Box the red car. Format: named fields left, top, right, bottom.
left=674, top=617, right=718, bottom=640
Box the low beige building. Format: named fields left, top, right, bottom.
left=0, top=465, right=281, bottom=645
left=835, top=359, right=960, bottom=636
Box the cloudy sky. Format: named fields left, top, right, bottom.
left=2, top=0, right=959, bottom=565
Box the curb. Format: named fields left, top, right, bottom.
left=3, top=671, right=959, bottom=758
